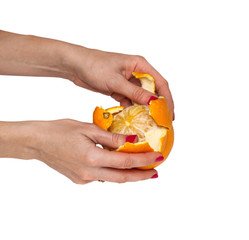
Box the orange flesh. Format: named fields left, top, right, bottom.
left=108, top=105, right=167, bottom=151
left=93, top=72, right=174, bottom=169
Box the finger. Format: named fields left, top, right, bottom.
left=90, top=147, right=164, bottom=169
left=111, top=93, right=132, bottom=107
left=115, top=76, right=156, bottom=105
left=129, top=76, right=141, bottom=87
left=88, top=126, right=138, bottom=149
left=133, top=57, right=175, bottom=115
left=43, top=159, right=93, bottom=185
left=119, top=98, right=132, bottom=107
left=91, top=167, right=158, bottom=183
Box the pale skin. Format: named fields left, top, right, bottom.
left=0, top=30, right=174, bottom=184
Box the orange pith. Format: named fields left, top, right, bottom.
left=110, top=105, right=156, bottom=141
left=93, top=72, right=174, bottom=169
left=109, top=104, right=167, bottom=151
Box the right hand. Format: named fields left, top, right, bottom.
left=62, top=46, right=174, bottom=116
left=29, top=119, right=161, bottom=184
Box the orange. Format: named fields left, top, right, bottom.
left=93, top=72, right=174, bottom=169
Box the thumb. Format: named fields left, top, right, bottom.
left=91, top=126, right=138, bottom=149
left=117, top=78, right=157, bottom=105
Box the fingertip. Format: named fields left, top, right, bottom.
left=151, top=173, right=158, bottom=179
left=155, top=155, right=164, bottom=162
left=125, top=135, right=138, bottom=143
left=147, top=96, right=158, bottom=105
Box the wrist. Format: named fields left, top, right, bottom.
left=58, top=42, right=91, bottom=81
left=0, top=121, right=39, bottom=160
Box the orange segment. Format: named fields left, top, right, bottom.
left=109, top=105, right=155, bottom=141
left=93, top=72, right=174, bottom=170
left=108, top=104, right=167, bottom=152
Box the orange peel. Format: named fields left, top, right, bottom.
left=93, top=72, right=174, bottom=169
left=93, top=106, right=124, bottom=130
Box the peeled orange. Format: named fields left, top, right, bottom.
left=93, top=72, right=174, bottom=169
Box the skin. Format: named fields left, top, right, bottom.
left=0, top=30, right=174, bottom=184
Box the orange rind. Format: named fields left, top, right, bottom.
left=93, top=106, right=124, bottom=130
left=93, top=72, right=174, bottom=169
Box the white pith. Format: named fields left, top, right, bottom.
left=108, top=105, right=167, bottom=151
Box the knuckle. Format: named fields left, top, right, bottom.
left=84, top=123, right=98, bottom=133
left=85, top=154, right=98, bottom=167
left=111, top=133, right=121, bottom=147
left=83, top=149, right=98, bottom=167
left=59, top=118, right=82, bottom=127
left=72, top=178, right=87, bottom=185
left=122, top=154, right=134, bottom=169
left=106, top=74, right=122, bottom=92
left=165, top=80, right=169, bottom=87
left=117, top=174, right=127, bottom=183
left=158, top=79, right=169, bottom=90
left=132, top=87, right=146, bottom=102
left=164, top=81, right=170, bottom=90
left=77, top=169, right=92, bottom=181
left=135, top=55, right=146, bottom=62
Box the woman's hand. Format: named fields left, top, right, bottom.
left=64, top=47, right=174, bottom=115
left=2, top=120, right=161, bottom=184
left=0, top=31, right=174, bottom=116
left=0, top=31, right=171, bottom=184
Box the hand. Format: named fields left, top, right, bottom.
left=24, top=119, right=161, bottom=184
left=0, top=31, right=174, bottom=116
left=63, top=47, right=174, bottom=115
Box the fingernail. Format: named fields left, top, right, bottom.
left=155, top=156, right=164, bottom=162
left=147, top=96, right=158, bottom=105
left=125, top=135, right=137, bottom=143
left=151, top=173, right=158, bottom=179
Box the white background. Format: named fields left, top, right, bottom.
left=1, top=0, right=249, bottom=239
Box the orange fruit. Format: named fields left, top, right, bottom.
left=93, top=72, right=174, bottom=169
